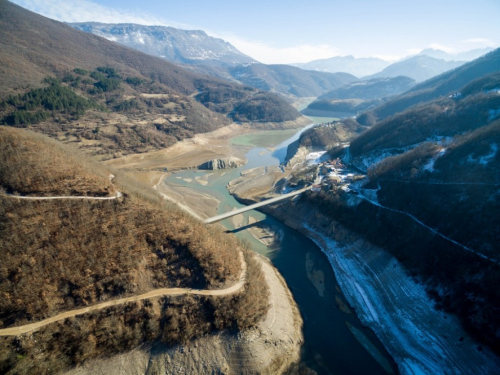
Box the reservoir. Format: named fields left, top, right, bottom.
left=164, top=120, right=399, bottom=375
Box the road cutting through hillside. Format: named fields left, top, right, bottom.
left=0, top=250, right=246, bottom=336
left=2, top=191, right=123, bottom=200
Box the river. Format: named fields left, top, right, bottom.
left=163, top=120, right=399, bottom=375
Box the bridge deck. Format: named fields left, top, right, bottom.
left=204, top=187, right=309, bottom=224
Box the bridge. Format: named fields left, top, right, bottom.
left=204, top=187, right=310, bottom=224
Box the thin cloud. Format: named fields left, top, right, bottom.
left=429, top=43, right=455, bottom=53
left=216, top=34, right=341, bottom=64
left=461, top=38, right=497, bottom=47
left=372, top=55, right=402, bottom=62
left=10, top=0, right=187, bottom=27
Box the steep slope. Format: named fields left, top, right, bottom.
left=0, top=127, right=270, bottom=374
left=364, top=55, right=465, bottom=82
left=70, top=22, right=257, bottom=67
left=67, top=19, right=357, bottom=99
left=0, top=1, right=300, bottom=157
left=293, top=55, right=391, bottom=77
left=0, top=1, right=298, bottom=117
left=368, top=48, right=500, bottom=120
left=318, top=76, right=416, bottom=100
left=418, top=47, right=494, bottom=61
left=304, top=78, right=500, bottom=354
left=226, top=63, right=357, bottom=97
left=302, top=76, right=415, bottom=116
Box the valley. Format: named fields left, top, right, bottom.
left=1, top=1, right=500, bottom=374
left=108, top=120, right=399, bottom=374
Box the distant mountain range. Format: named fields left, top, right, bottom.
left=70, top=22, right=257, bottom=67
left=301, top=76, right=416, bottom=116
left=226, top=64, right=357, bottom=97
left=364, top=55, right=466, bottom=82
left=292, top=56, right=391, bottom=77
left=70, top=22, right=358, bottom=98
left=417, top=47, right=494, bottom=62
left=318, top=76, right=416, bottom=101
left=367, top=48, right=500, bottom=120
left=294, top=49, right=494, bottom=82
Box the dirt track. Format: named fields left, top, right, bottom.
left=0, top=251, right=246, bottom=336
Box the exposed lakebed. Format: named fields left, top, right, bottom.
left=163, top=121, right=399, bottom=374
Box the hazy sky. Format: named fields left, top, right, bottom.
left=12, top=0, right=500, bottom=64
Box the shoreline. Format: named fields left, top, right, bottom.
left=255, top=201, right=500, bottom=375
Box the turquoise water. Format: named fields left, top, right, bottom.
left=164, top=124, right=399, bottom=374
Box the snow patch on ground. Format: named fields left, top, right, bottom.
left=305, top=151, right=327, bottom=165
left=423, top=148, right=446, bottom=172
left=489, top=109, right=500, bottom=121
left=301, top=224, right=500, bottom=375
left=467, top=143, right=498, bottom=165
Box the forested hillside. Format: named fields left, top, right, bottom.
left=0, top=1, right=300, bottom=160
left=303, top=67, right=500, bottom=354
left=0, top=127, right=269, bottom=374
left=367, top=48, right=500, bottom=120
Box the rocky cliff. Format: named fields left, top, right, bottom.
left=284, top=139, right=311, bottom=167
left=198, top=157, right=245, bottom=170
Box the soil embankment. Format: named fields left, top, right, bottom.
left=258, top=199, right=500, bottom=375
left=66, top=255, right=303, bottom=375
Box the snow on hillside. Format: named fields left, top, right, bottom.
left=302, top=225, right=500, bottom=375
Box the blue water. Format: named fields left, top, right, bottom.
left=164, top=125, right=399, bottom=375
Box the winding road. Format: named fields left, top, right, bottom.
left=2, top=191, right=123, bottom=200
left=0, top=251, right=246, bottom=337
left=0, top=181, right=247, bottom=336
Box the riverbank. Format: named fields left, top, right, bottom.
left=99, top=122, right=311, bottom=374
left=66, top=254, right=304, bottom=375
left=104, top=117, right=312, bottom=173
left=258, top=198, right=500, bottom=375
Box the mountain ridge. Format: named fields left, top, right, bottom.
left=364, top=55, right=466, bottom=82
left=70, top=22, right=257, bottom=67
left=292, top=55, right=391, bottom=77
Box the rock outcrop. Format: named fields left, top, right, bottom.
left=198, top=157, right=245, bottom=170
left=284, top=139, right=311, bottom=167
left=65, top=256, right=304, bottom=375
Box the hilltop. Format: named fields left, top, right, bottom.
left=0, top=127, right=273, bottom=374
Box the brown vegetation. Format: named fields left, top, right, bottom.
left=299, top=119, right=365, bottom=149
left=0, top=1, right=300, bottom=147
left=367, top=48, right=500, bottom=120
left=351, top=91, right=500, bottom=157
left=0, top=127, right=269, bottom=373
left=0, top=250, right=268, bottom=375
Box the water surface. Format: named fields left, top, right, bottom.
left=164, top=122, right=399, bottom=374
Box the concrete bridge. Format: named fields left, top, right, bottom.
left=204, top=187, right=310, bottom=224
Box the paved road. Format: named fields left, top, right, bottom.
left=0, top=251, right=246, bottom=336
left=204, top=187, right=310, bottom=224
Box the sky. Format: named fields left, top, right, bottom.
left=11, top=0, right=500, bottom=64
